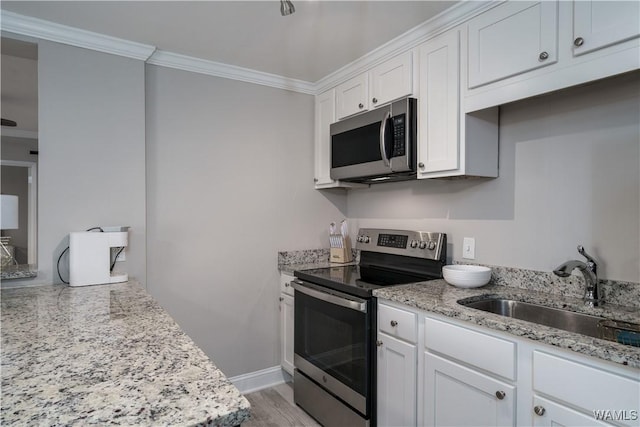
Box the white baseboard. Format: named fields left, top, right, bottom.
left=229, top=366, right=290, bottom=395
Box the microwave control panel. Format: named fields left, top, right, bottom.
left=392, top=114, right=406, bottom=157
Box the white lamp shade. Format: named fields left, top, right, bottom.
left=1, top=195, right=19, bottom=230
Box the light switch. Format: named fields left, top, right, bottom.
left=462, top=237, right=475, bottom=259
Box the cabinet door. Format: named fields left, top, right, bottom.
left=377, top=332, right=417, bottom=427
left=370, top=51, right=413, bottom=108
left=573, top=0, right=640, bottom=57
left=532, top=396, right=610, bottom=427
left=335, top=73, right=369, bottom=119
left=279, top=293, right=294, bottom=375
left=418, top=29, right=460, bottom=176
left=314, top=89, right=336, bottom=187
left=468, top=1, right=558, bottom=88
left=423, top=352, right=515, bottom=427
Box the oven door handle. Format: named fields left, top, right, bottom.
left=292, top=280, right=367, bottom=312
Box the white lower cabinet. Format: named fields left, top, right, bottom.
left=531, top=396, right=610, bottom=427
left=279, top=272, right=295, bottom=375
left=377, top=302, right=418, bottom=427
left=375, top=299, right=640, bottom=427
left=377, top=332, right=417, bottom=427
left=423, top=352, right=515, bottom=427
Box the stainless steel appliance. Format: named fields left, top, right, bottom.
left=293, top=228, right=447, bottom=426
left=330, top=97, right=417, bottom=184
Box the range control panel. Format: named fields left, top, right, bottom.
left=355, top=228, right=446, bottom=261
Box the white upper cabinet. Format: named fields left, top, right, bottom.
left=573, top=0, right=640, bottom=57
left=336, top=52, right=414, bottom=120
left=467, top=1, right=558, bottom=89
left=418, top=29, right=461, bottom=175
left=369, top=51, right=413, bottom=108
left=314, top=89, right=367, bottom=189
left=314, top=89, right=336, bottom=187
left=418, top=27, right=499, bottom=179
left=335, top=73, right=369, bottom=120
left=465, top=0, right=639, bottom=112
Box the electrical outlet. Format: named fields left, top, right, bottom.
left=462, top=237, right=475, bottom=259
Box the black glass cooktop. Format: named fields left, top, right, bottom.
left=294, top=264, right=438, bottom=299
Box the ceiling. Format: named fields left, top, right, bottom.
left=0, top=0, right=458, bottom=83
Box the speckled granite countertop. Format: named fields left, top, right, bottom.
left=1, top=264, right=38, bottom=281
left=374, top=280, right=640, bottom=369
left=1, top=281, right=251, bottom=426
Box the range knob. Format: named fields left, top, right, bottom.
left=410, top=240, right=418, bottom=248
left=356, top=236, right=363, bottom=243
left=363, top=236, right=370, bottom=244
left=427, top=241, right=436, bottom=250
left=418, top=241, right=427, bottom=249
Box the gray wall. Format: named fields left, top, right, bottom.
left=348, top=72, right=640, bottom=283
left=12, top=41, right=147, bottom=287
left=145, top=65, right=347, bottom=377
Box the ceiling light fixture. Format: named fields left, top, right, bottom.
left=280, top=0, right=295, bottom=16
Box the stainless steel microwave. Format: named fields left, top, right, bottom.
left=330, top=97, right=417, bottom=184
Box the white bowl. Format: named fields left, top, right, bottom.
left=442, top=265, right=491, bottom=288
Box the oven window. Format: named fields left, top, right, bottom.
left=294, top=290, right=370, bottom=397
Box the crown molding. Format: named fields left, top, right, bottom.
left=313, top=1, right=500, bottom=94
left=147, top=50, right=316, bottom=95
left=0, top=2, right=499, bottom=96
left=0, top=10, right=156, bottom=61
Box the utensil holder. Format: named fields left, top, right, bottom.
left=330, top=246, right=352, bottom=263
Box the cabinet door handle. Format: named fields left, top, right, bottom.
left=279, top=297, right=284, bottom=302
left=574, top=37, right=584, bottom=47
left=538, top=51, right=549, bottom=61
left=390, top=320, right=398, bottom=327
left=313, top=178, right=318, bottom=183
left=534, top=406, right=546, bottom=416
left=358, top=103, right=364, bottom=109
left=418, top=162, right=425, bottom=169
left=285, top=282, right=290, bottom=287
left=376, top=340, right=384, bottom=347
left=495, top=390, right=506, bottom=400
left=372, top=98, right=378, bottom=104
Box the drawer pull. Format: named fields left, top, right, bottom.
left=495, top=390, right=505, bottom=400
left=390, top=320, right=398, bottom=327
left=376, top=340, right=384, bottom=347
left=534, top=406, right=546, bottom=416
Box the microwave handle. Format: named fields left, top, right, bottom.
left=379, top=111, right=391, bottom=167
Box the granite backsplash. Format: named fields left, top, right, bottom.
left=278, top=249, right=640, bottom=309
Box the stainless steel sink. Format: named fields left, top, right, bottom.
left=457, top=296, right=640, bottom=347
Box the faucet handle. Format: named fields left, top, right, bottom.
left=577, top=245, right=597, bottom=273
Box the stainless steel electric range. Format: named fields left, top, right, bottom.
left=292, top=228, right=447, bottom=427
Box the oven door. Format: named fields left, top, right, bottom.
left=293, top=279, right=372, bottom=417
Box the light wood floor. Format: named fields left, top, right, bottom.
left=243, top=382, right=321, bottom=427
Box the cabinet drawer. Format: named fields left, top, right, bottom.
left=379, top=303, right=417, bottom=344
left=280, top=273, right=294, bottom=296
left=424, top=317, right=516, bottom=380
left=533, top=351, right=640, bottom=424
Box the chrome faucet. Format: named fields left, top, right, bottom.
left=553, top=245, right=602, bottom=306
